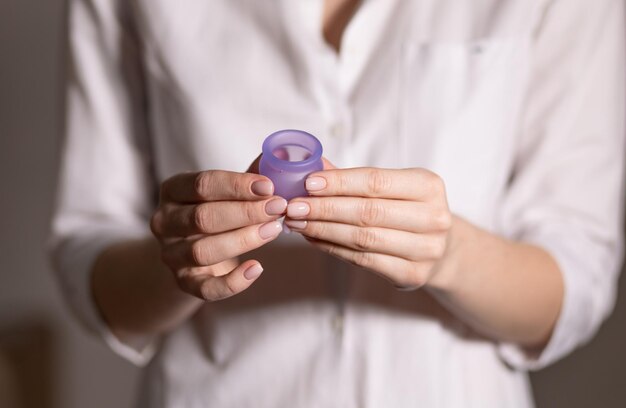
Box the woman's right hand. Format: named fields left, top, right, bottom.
left=150, top=170, right=286, bottom=301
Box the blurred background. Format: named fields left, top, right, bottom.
left=0, top=1, right=624, bottom=407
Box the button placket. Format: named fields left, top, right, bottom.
left=332, top=314, right=345, bottom=334
left=329, top=121, right=345, bottom=139
left=326, top=254, right=349, bottom=338
left=328, top=108, right=352, bottom=139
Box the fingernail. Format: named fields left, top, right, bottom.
left=305, top=176, right=326, bottom=192
left=259, top=221, right=282, bottom=239
left=265, top=198, right=287, bottom=215
left=251, top=180, right=274, bottom=196
left=244, top=263, right=263, bottom=280
left=287, top=202, right=310, bottom=218
left=284, top=219, right=307, bottom=230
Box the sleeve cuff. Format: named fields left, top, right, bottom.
left=497, top=228, right=618, bottom=371
left=49, top=224, right=158, bottom=366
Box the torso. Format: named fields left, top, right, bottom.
left=131, top=1, right=545, bottom=406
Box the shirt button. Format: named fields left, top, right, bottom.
left=332, top=315, right=344, bottom=333
left=329, top=122, right=346, bottom=139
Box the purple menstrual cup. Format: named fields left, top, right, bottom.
left=259, top=129, right=324, bottom=200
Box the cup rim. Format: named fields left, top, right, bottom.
left=261, top=129, right=323, bottom=169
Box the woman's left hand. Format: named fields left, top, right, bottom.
left=284, top=166, right=453, bottom=290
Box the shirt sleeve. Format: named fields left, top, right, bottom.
left=48, top=0, right=158, bottom=366
left=496, top=0, right=625, bottom=370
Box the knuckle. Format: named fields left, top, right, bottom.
left=424, top=170, right=445, bottom=195
left=307, top=221, right=326, bottom=239
left=244, top=201, right=259, bottom=224
left=410, top=167, right=430, bottom=182
left=432, top=207, right=452, bottom=231
left=175, top=273, right=194, bottom=295
left=193, top=205, right=213, bottom=233
left=409, top=167, right=423, bottom=178
left=150, top=211, right=164, bottom=237
left=408, top=168, right=429, bottom=197
left=325, top=243, right=337, bottom=257
left=425, top=237, right=446, bottom=259
left=359, top=200, right=385, bottom=227
left=337, top=174, right=349, bottom=192
left=367, top=169, right=392, bottom=195
left=318, top=199, right=336, bottom=219
left=237, top=231, right=256, bottom=252
left=434, top=177, right=446, bottom=196
left=204, top=278, right=237, bottom=301
left=198, top=280, right=215, bottom=300
left=173, top=268, right=190, bottom=285
left=353, top=227, right=378, bottom=251
left=433, top=237, right=448, bottom=258
left=324, top=243, right=343, bottom=261
left=421, top=168, right=438, bottom=182
left=352, top=251, right=375, bottom=268
left=190, top=240, right=210, bottom=266
left=194, top=172, right=212, bottom=197
left=317, top=222, right=335, bottom=241
left=401, top=263, right=428, bottom=288
left=230, top=174, right=246, bottom=197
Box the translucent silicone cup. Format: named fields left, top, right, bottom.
left=259, top=129, right=324, bottom=200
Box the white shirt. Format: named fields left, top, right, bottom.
left=50, top=0, right=625, bottom=407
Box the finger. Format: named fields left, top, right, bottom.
left=246, top=154, right=262, bottom=174
left=162, top=221, right=283, bottom=269
left=304, top=238, right=431, bottom=289
left=159, top=197, right=287, bottom=237
left=322, top=157, right=337, bottom=170
left=285, top=220, right=446, bottom=262
left=304, top=167, right=445, bottom=201
left=177, top=259, right=265, bottom=301
left=162, top=170, right=274, bottom=203
left=286, top=197, right=451, bottom=233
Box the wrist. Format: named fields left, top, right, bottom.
left=425, top=214, right=471, bottom=293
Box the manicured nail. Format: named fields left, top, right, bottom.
left=287, top=202, right=310, bottom=218
left=259, top=221, right=282, bottom=239
left=305, top=176, right=326, bottom=192
left=284, top=219, right=307, bottom=230
left=244, top=263, right=263, bottom=280
left=265, top=198, right=287, bottom=215
left=251, top=180, right=274, bottom=196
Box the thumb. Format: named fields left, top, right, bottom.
left=246, top=154, right=262, bottom=174
left=322, top=157, right=337, bottom=170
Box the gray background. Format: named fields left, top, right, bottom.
left=0, top=1, right=624, bottom=407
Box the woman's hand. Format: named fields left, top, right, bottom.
left=150, top=170, right=286, bottom=300
left=284, top=167, right=453, bottom=290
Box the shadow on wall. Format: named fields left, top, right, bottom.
left=531, top=264, right=626, bottom=407
left=0, top=1, right=141, bottom=408
left=0, top=0, right=624, bottom=407
left=0, top=323, right=55, bottom=408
